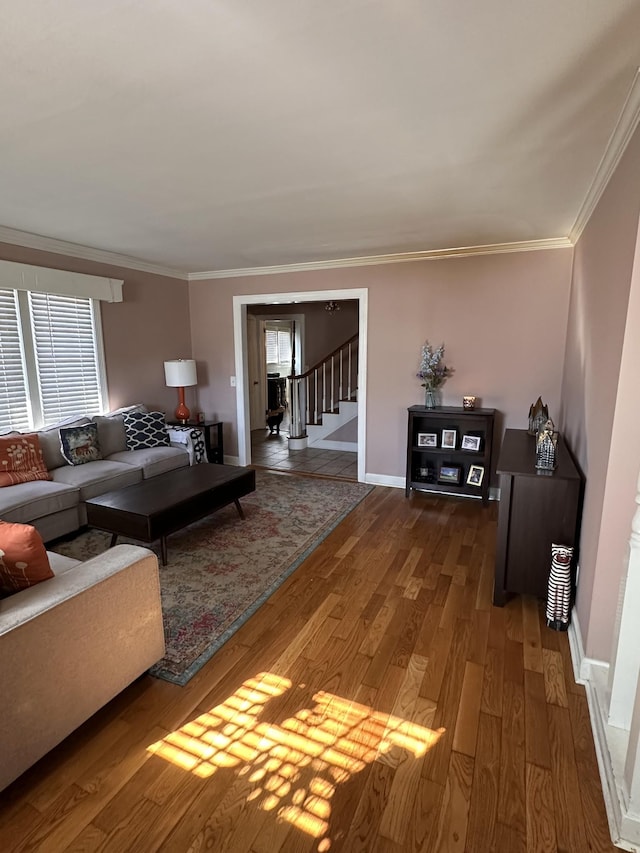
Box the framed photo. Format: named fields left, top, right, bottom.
left=441, top=429, right=457, bottom=450
left=467, top=464, right=485, bottom=486
left=438, top=463, right=462, bottom=485
left=461, top=434, right=481, bottom=452
left=417, top=432, right=438, bottom=448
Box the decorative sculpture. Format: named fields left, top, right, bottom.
left=536, top=418, right=558, bottom=472
left=528, top=396, right=549, bottom=435
left=546, top=544, right=574, bottom=630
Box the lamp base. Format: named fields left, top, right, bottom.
left=174, top=387, right=191, bottom=423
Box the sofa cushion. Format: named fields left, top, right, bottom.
left=37, top=417, right=91, bottom=471
left=51, top=460, right=142, bottom=501
left=123, top=411, right=170, bottom=451
left=108, top=445, right=189, bottom=479
left=93, top=405, right=148, bottom=457
left=60, top=423, right=102, bottom=466
left=0, top=522, right=54, bottom=597
left=0, top=434, right=51, bottom=487
left=0, top=479, right=80, bottom=525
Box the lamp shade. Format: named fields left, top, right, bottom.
left=164, top=359, right=197, bottom=388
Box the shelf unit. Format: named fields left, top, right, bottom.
left=405, top=405, right=496, bottom=505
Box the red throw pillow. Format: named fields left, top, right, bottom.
left=0, top=521, right=54, bottom=597
left=0, top=434, right=51, bottom=487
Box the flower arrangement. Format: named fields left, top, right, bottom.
left=417, top=341, right=454, bottom=391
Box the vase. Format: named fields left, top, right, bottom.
left=424, top=387, right=438, bottom=409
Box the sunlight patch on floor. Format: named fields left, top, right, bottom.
left=147, top=671, right=443, bottom=849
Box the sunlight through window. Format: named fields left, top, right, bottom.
left=147, top=672, right=443, bottom=849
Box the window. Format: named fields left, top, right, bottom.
left=0, top=288, right=107, bottom=432
left=265, top=329, right=292, bottom=365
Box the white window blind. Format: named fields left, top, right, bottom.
left=29, top=292, right=104, bottom=425
left=0, top=289, right=30, bottom=432
left=265, top=329, right=292, bottom=365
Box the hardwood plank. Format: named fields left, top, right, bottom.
left=523, top=670, right=551, bottom=769
left=521, top=596, right=543, bottom=673
left=452, top=662, right=484, bottom=757
left=525, top=763, right=557, bottom=852
left=497, top=680, right=525, bottom=831
left=466, top=713, right=501, bottom=853
left=542, top=648, right=569, bottom=708
left=547, top=704, right=589, bottom=852
left=480, top=645, right=504, bottom=717
left=432, top=751, right=474, bottom=852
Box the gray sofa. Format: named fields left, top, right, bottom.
left=0, top=407, right=190, bottom=542
left=0, top=543, right=165, bottom=791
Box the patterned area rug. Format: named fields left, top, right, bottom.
left=50, top=471, right=373, bottom=685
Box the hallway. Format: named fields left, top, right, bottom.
left=251, top=425, right=358, bottom=480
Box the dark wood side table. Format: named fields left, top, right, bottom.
left=167, top=420, right=223, bottom=464
left=493, top=428, right=583, bottom=606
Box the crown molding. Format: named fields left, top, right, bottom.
left=570, top=68, right=640, bottom=244
left=188, top=237, right=572, bottom=280
left=0, top=225, right=188, bottom=280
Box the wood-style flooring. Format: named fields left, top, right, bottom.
left=0, top=483, right=616, bottom=852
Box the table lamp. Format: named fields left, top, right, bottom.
left=164, top=359, right=197, bottom=423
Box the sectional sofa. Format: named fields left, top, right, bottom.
left=0, top=543, right=165, bottom=791
left=0, top=407, right=190, bottom=543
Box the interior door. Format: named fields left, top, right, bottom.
left=247, top=315, right=266, bottom=430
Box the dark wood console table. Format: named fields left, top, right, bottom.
left=493, top=428, right=583, bottom=606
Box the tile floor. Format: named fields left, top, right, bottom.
left=250, top=425, right=358, bottom=481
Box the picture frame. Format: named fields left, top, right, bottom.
left=467, top=464, right=484, bottom=486
left=441, top=429, right=457, bottom=450
left=438, top=463, right=462, bottom=485
left=461, top=434, right=481, bottom=452
left=417, top=432, right=438, bottom=448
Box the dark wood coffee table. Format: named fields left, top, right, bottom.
left=85, top=464, right=256, bottom=565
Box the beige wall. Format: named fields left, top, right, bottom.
left=0, top=242, right=192, bottom=417
left=559, top=125, right=640, bottom=661
left=190, top=249, right=573, bottom=473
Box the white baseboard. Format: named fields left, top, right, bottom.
left=365, top=473, right=405, bottom=489
left=570, top=610, right=640, bottom=851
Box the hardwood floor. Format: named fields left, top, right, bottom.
left=0, top=484, right=616, bottom=852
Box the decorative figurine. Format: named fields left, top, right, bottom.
left=536, top=418, right=558, bottom=472
left=546, top=544, right=574, bottom=630
left=528, top=396, right=549, bottom=435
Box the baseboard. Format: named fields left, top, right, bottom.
left=570, top=610, right=640, bottom=851
left=365, top=473, right=405, bottom=489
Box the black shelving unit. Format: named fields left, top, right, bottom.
left=405, top=405, right=496, bottom=505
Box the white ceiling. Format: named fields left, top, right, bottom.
left=1, top=1, right=639, bottom=276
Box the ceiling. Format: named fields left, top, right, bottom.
left=1, top=1, right=640, bottom=276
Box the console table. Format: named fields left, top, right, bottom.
left=167, top=420, right=223, bottom=464
left=493, top=428, right=583, bottom=605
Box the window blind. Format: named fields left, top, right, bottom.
left=265, top=329, right=292, bottom=365
left=29, top=292, right=103, bottom=425
left=0, top=289, right=30, bottom=432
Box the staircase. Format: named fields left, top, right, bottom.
left=288, top=334, right=358, bottom=451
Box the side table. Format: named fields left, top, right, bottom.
left=167, top=420, right=223, bottom=464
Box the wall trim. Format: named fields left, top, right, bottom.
left=570, top=68, right=640, bottom=244
left=570, top=608, right=640, bottom=851
left=0, top=225, right=188, bottom=281
left=188, top=238, right=572, bottom=281
left=365, top=473, right=405, bottom=489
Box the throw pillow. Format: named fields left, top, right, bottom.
left=0, top=434, right=51, bottom=487
left=0, top=521, right=54, bottom=597
left=123, top=411, right=170, bottom=450
left=59, top=423, right=102, bottom=465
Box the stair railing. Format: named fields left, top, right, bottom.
left=288, top=334, right=358, bottom=439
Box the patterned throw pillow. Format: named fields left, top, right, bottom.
left=0, top=521, right=54, bottom=598
left=59, top=423, right=102, bottom=465
left=123, top=411, right=170, bottom=450
left=0, top=434, right=51, bottom=487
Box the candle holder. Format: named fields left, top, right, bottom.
left=463, top=396, right=476, bottom=410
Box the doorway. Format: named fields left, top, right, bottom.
left=233, top=288, right=368, bottom=482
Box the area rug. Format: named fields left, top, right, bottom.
left=50, top=471, right=373, bottom=685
